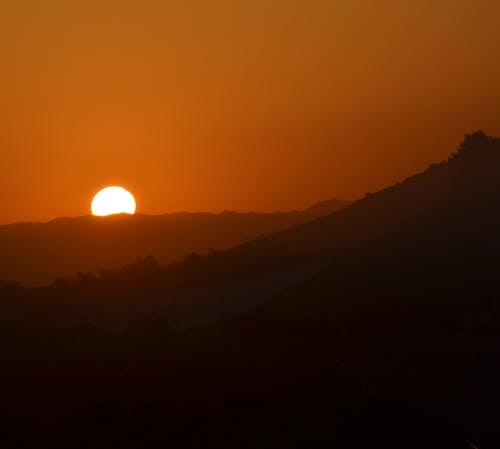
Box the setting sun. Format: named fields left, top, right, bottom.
left=91, top=186, right=136, bottom=216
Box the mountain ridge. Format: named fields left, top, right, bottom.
left=0, top=198, right=349, bottom=286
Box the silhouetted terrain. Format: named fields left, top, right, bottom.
left=0, top=198, right=348, bottom=286
left=1, top=132, right=500, bottom=448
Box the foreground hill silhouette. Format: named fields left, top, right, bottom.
left=166, top=130, right=500, bottom=284
left=46, top=130, right=497, bottom=297
left=0, top=198, right=348, bottom=286
left=1, top=132, right=499, bottom=448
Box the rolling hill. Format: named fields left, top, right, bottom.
left=16, top=132, right=500, bottom=333
left=0, top=198, right=349, bottom=286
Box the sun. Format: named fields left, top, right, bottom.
left=91, top=186, right=137, bottom=216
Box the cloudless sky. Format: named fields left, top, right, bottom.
left=1, top=0, right=500, bottom=222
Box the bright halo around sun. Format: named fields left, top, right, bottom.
left=91, top=186, right=137, bottom=217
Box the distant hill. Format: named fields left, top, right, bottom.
left=0, top=199, right=349, bottom=286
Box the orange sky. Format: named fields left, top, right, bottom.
left=1, top=0, right=500, bottom=223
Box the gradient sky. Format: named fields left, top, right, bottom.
left=1, top=0, right=500, bottom=223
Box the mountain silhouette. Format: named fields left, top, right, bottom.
left=190, top=131, right=500, bottom=277
left=16, top=132, right=500, bottom=331
left=72, top=130, right=499, bottom=333
left=0, top=199, right=348, bottom=286
left=0, top=132, right=499, bottom=448
left=262, top=131, right=500, bottom=255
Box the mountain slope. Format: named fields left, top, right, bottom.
left=20, top=132, right=500, bottom=332
left=0, top=199, right=348, bottom=286
left=231, top=131, right=500, bottom=260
